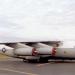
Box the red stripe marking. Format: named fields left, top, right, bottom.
left=32, top=48, right=38, bottom=56
left=52, top=48, right=56, bottom=56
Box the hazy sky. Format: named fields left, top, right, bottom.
left=0, top=0, right=75, bottom=40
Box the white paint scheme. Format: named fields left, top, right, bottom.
left=36, top=47, right=53, bottom=55
left=56, top=48, right=75, bottom=58
left=9, top=43, right=36, bottom=56
left=31, top=43, right=53, bottom=55
left=55, top=41, right=75, bottom=58
left=14, top=47, right=34, bottom=56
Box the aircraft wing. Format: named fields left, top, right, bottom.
left=0, top=36, right=61, bottom=43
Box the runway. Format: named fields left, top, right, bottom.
left=0, top=58, right=75, bottom=75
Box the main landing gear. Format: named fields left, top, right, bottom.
left=23, top=58, right=48, bottom=63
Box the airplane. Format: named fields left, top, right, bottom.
left=0, top=35, right=75, bottom=63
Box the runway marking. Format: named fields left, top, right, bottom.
left=0, top=68, right=38, bottom=75
left=36, top=63, right=49, bottom=67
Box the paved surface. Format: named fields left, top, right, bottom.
left=0, top=58, right=75, bottom=75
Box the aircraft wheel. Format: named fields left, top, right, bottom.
left=23, top=58, right=26, bottom=62
left=27, top=59, right=38, bottom=63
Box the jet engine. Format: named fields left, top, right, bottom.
left=10, top=43, right=38, bottom=56
left=30, top=43, right=56, bottom=55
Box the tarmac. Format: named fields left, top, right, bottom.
left=0, top=57, right=75, bottom=75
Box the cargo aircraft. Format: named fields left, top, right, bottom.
left=0, top=35, right=75, bottom=63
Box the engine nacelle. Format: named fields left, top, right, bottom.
left=14, top=47, right=37, bottom=56
left=31, top=43, right=54, bottom=55
left=36, top=47, right=53, bottom=55
left=13, top=43, right=38, bottom=56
